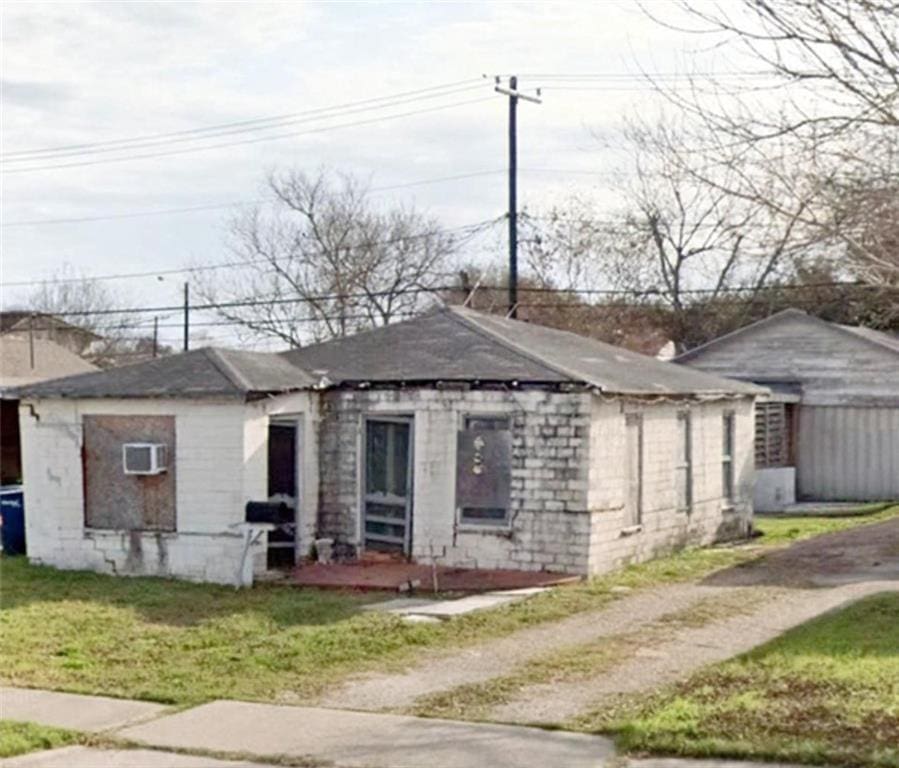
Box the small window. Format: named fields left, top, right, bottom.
left=625, top=413, right=643, bottom=527
left=722, top=412, right=735, bottom=504
left=676, top=411, right=693, bottom=512
left=457, top=415, right=512, bottom=527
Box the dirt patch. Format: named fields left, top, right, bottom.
left=705, top=517, right=899, bottom=588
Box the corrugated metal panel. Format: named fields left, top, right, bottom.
left=797, top=406, right=899, bottom=500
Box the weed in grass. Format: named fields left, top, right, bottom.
left=0, top=720, right=82, bottom=758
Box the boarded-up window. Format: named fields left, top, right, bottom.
left=625, top=413, right=643, bottom=527
left=722, top=411, right=736, bottom=503
left=755, top=402, right=795, bottom=468
left=83, top=415, right=176, bottom=531
left=676, top=411, right=693, bottom=512
left=457, top=416, right=512, bottom=526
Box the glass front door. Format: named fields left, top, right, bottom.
left=363, top=418, right=413, bottom=555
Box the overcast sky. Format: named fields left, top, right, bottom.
left=1, top=1, right=755, bottom=348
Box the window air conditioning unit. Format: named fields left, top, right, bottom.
left=122, top=443, right=168, bottom=475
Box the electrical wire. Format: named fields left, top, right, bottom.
left=1, top=168, right=611, bottom=229
left=0, top=217, right=502, bottom=288
left=2, top=96, right=495, bottom=174
left=1, top=78, right=485, bottom=160
left=12, top=280, right=889, bottom=322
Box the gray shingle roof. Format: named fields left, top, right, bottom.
left=676, top=308, right=899, bottom=363
left=284, top=307, right=762, bottom=396
left=14, top=347, right=315, bottom=400
left=282, top=309, right=568, bottom=384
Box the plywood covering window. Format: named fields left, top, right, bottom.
left=457, top=416, right=512, bottom=526
left=82, top=415, right=176, bottom=531
left=755, top=402, right=794, bottom=468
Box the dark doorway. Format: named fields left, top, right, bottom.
left=363, top=417, right=413, bottom=556
left=267, top=419, right=298, bottom=568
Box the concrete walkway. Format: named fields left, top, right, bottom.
left=0, top=687, right=167, bottom=732
left=1, top=746, right=270, bottom=768
left=116, top=699, right=613, bottom=768
left=0, top=688, right=612, bottom=768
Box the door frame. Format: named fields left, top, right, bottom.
left=360, top=415, right=414, bottom=557
left=268, top=414, right=302, bottom=564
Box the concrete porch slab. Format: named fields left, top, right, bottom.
left=392, top=593, right=522, bottom=618
left=0, top=687, right=168, bottom=732
left=0, top=746, right=271, bottom=768
left=361, top=597, right=441, bottom=612
left=117, top=700, right=613, bottom=768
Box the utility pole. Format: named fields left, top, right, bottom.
left=494, top=75, right=541, bottom=318
left=152, top=316, right=159, bottom=358
left=182, top=282, right=189, bottom=352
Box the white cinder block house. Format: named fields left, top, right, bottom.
left=17, top=307, right=762, bottom=585
left=677, top=309, right=899, bottom=510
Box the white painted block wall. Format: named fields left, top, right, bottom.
left=19, top=391, right=316, bottom=585
left=586, top=396, right=755, bottom=574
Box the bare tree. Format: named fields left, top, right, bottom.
left=192, top=169, right=459, bottom=346
left=519, top=196, right=655, bottom=296
left=523, top=118, right=821, bottom=348
left=641, top=0, right=899, bottom=284
left=24, top=264, right=146, bottom=366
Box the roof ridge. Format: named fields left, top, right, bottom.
left=202, top=347, right=252, bottom=392
left=446, top=307, right=587, bottom=385
left=677, top=308, right=899, bottom=362
left=675, top=308, right=807, bottom=362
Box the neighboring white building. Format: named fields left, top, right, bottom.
left=17, top=307, right=762, bottom=585
left=676, top=309, right=899, bottom=510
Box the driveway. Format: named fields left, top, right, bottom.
left=316, top=516, right=899, bottom=724
left=704, top=516, right=899, bottom=587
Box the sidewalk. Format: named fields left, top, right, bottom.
left=0, top=687, right=612, bottom=768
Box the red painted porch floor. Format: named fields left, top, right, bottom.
left=292, top=561, right=580, bottom=593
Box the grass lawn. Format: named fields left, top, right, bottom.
left=0, top=506, right=895, bottom=707
left=591, top=592, right=899, bottom=768
left=0, top=720, right=82, bottom=758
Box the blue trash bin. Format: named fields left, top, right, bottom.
left=0, top=485, right=26, bottom=555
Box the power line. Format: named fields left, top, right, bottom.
left=1, top=168, right=609, bottom=229
left=1, top=78, right=485, bottom=160
left=1, top=83, right=487, bottom=166
left=2, top=96, right=495, bottom=174
left=14, top=280, right=889, bottom=321
left=0, top=218, right=502, bottom=288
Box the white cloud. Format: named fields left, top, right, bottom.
left=0, top=0, right=748, bottom=334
